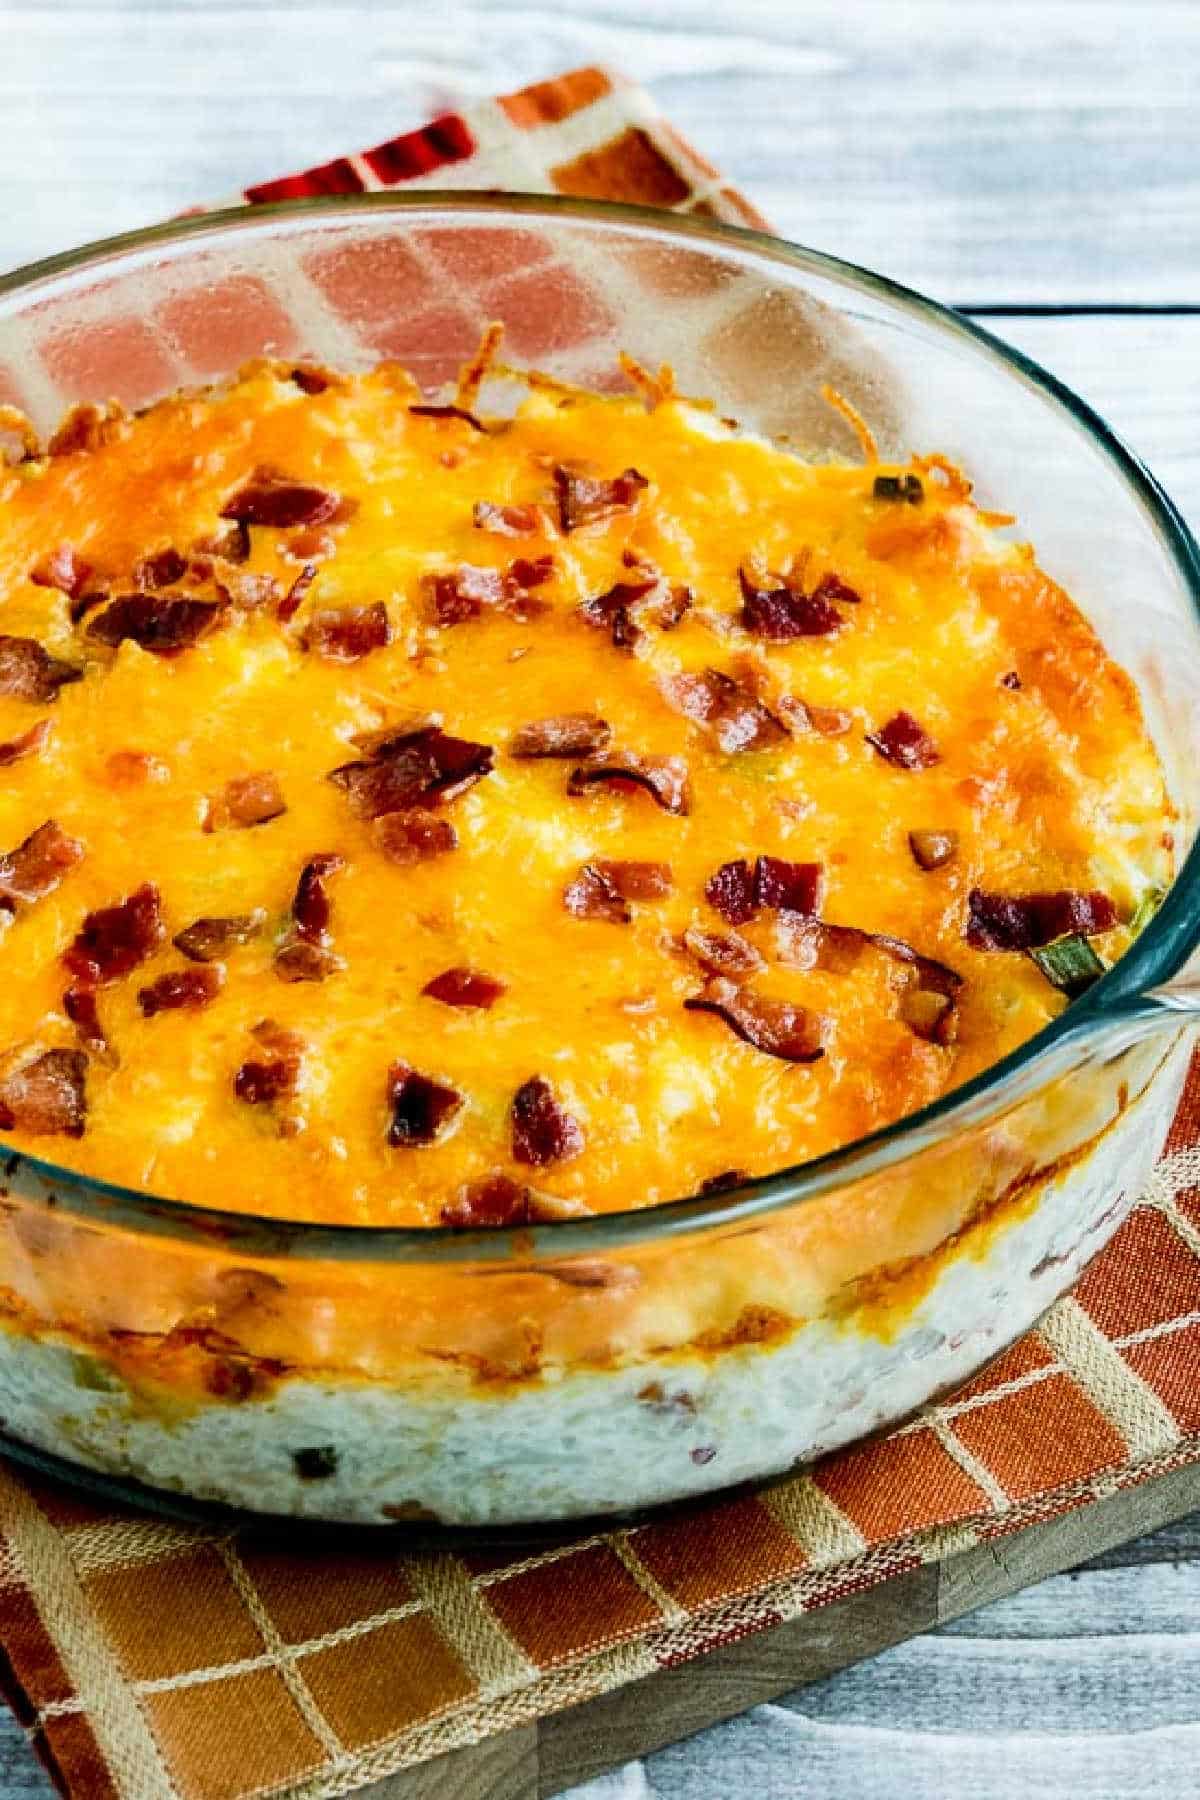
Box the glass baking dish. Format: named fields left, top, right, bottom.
left=0, top=195, right=1198, bottom=1527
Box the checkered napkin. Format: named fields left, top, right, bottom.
left=4, top=66, right=1200, bottom=1800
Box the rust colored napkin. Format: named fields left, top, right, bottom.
left=4, top=66, right=1200, bottom=1800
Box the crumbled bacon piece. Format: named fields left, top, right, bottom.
left=138, top=966, right=225, bottom=1017
left=966, top=888, right=1119, bottom=952
left=235, top=1020, right=305, bottom=1114
left=866, top=711, right=940, bottom=769
left=440, top=1173, right=535, bottom=1228
left=507, top=555, right=554, bottom=596
left=291, top=364, right=333, bottom=395
left=705, top=859, right=757, bottom=926
left=329, top=726, right=494, bottom=818
left=567, top=751, right=689, bottom=815
left=563, top=863, right=631, bottom=924
left=775, top=917, right=962, bottom=1045
left=193, top=520, right=250, bottom=565
left=409, top=403, right=485, bottom=432
left=206, top=771, right=286, bottom=832
left=63, top=985, right=112, bottom=1062
left=554, top=465, right=648, bottom=533
left=738, top=568, right=845, bottom=640
left=580, top=578, right=657, bottom=651
left=0, top=820, right=85, bottom=911
left=372, top=812, right=458, bottom=865
left=63, top=882, right=164, bottom=985
left=30, top=545, right=92, bottom=600
left=660, top=667, right=788, bottom=753
left=564, top=859, right=669, bottom=922
left=657, top=586, right=693, bottom=629
left=684, top=978, right=826, bottom=1063
left=705, top=855, right=822, bottom=925
left=422, top=966, right=507, bottom=1009
left=0, top=719, right=51, bottom=768
left=0, top=1049, right=87, bottom=1137
left=511, top=1076, right=584, bottom=1166
left=422, top=566, right=504, bottom=626
left=273, top=941, right=343, bottom=983
left=132, top=548, right=188, bottom=591
left=386, top=1062, right=464, bottom=1147
left=276, top=561, right=317, bottom=623
left=699, top=1168, right=748, bottom=1195
left=220, top=471, right=341, bottom=529
left=909, top=829, right=959, bottom=871
left=301, top=603, right=391, bottom=661
left=0, top=636, right=83, bottom=703
left=174, top=911, right=267, bottom=963
left=290, top=853, right=344, bottom=944
left=87, top=595, right=221, bottom=657
left=683, top=925, right=764, bottom=978
left=811, top=573, right=862, bottom=607
left=1001, top=669, right=1023, bottom=691
left=473, top=502, right=540, bottom=537
left=46, top=403, right=122, bottom=459
left=510, top=714, right=612, bottom=759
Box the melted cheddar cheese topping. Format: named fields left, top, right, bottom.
left=0, top=361, right=1171, bottom=1225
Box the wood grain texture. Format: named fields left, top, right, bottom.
left=1, top=4, right=1199, bottom=1796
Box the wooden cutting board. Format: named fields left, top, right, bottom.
left=369, top=1459, right=1200, bottom=1800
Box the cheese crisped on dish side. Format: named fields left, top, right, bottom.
left=0, top=357, right=1172, bottom=1226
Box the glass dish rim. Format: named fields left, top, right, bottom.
left=1, top=188, right=1198, bottom=1264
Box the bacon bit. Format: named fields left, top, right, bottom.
left=909, top=829, right=959, bottom=871
left=422, top=966, right=507, bottom=1009
left=0, top=719, right=52, bottom=768
left=705, top=859, right=757, bottom=926
left=567, top=751, right=689, bottom=815
left=372, top=811, right=458, bottom=866
left=510, top=713, right=612, bottom=759
left=683, top=926, right=764, bottom=978
left=705, top=855, right=822, bottom=925
left=738, top=568, right=845, bottom=641
left=291, top=852, right=344, bottom=943
left=657, top=585, right=693, bottom=630
left=595, top=859, right=673, bottom=900
left=820, top=383, right=879, bottom=463
left=422, top=561, right=550, bottom=628
left=138, top=965, right=225, bottom=1017
left=132, top=548, right=188, bottom=592
left=580, top=578, right=657, bottom=651
left=235, top=1020, right=306, bottom=1119
left=214, top=570, right=281, bottom=611
left=1001, top=669, right=1022, bottom=691
left=30, top=545, right=92, bottom=600
left=409, top=403, right=485, bottom=432
left=684, top=978, right=826, bottom=1063
left=105, top=749, right=168, bottom=788
left=699, top=1168, right=748, bottom=1195
left=47, top=402, right=125, bottom=459
left=63, top=985, right=113, bottom=1062
left=511, top=1075, right=584, bottom=1166
left=0, top=1049, right=87, bottom=1137
left=563, top=863, right=630, bottom=924
left=193, top=520, right=251, bottom=565
left=291, top=364, right=333, bottom=395
left=440, top=1172, right=583, bottom=1229
left=755, top=855, right=824, bottom=914
left=507, top=555, right=554, bottom=594
left=873, top=472, right=924, bottom=505
left=277, top=561, right=317, bottom=623
left=386, top=1062, right=464, bottom=1147
left=300, top=603, right=391, bottom=661
left=553, top=465, right=649, bottom=533
left=966, top=888, right=1119, bottom=952
left=0, top=820, right=85, bottom=912
left=329, top=726, right=494, bottom=818
left=866, top=710, right=940, bottom=770
left=473, top=501, right=540, bottom=537
left=205, top=771, right=286, bottom=832
left=63, top=883, right=164, bottom=985
left=174, top=910, right=267, bottom=963
left=273, top=941, right=343, bottom=983
left=660, top=666, right=788, bottom=753
left=86, top=594, right=222, bottom=657
left=0, top=636, right=83, bottom=703
left=220, top=470, right=341, bottom=529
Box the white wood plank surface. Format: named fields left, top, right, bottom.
left=1, top=4, right=1199, bottom=1796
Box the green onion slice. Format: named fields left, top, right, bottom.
left=1129, top=886, right=1166, bottom=938
left=1028, top=934, right=1108, bottom=999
